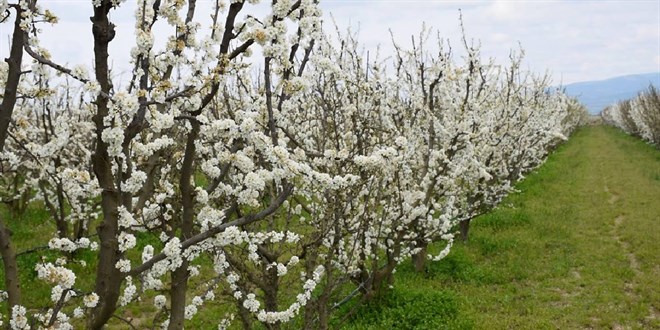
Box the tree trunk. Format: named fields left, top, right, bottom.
left=0, top=4, right=26, bottom=314
left=459, top=218, right=471, bottom=242
left=412, top=243, right=428, bottom=272
left=237, top=304, right=253, bottom=329
left=0, top=4, right=25, bottom=152
left=55, top=178, right=69, bottom=238
left=89, top=191, right=122, bottom=329
left=0, top=217, right=21, bottom=313
left=167, top=260, right=189, bottom=330
left=316, top=291, right=330, bottom=330
left=168, top=122, right=199, bottom=329
left=263, top=257, right=280, bottom=330
left=88, top=2, right=122, bottom=329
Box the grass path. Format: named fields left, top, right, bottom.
left=347, top=125, right=660, bottom=329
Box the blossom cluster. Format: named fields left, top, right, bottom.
left=601, top=85, right=660, bottom=146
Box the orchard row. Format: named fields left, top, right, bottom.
left=601, top=85, right=660, bottom=146
left=0, top=0, right=586, bottom=329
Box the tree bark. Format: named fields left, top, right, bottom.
left=0, top=216, right=21, bottom=313
left=0, top=4, right=25, bottom=152
left=88, top=2, right=122, bottom=329
left=263, top=264, right=280, bottom=330
left=168, top=260, right=190, bottom=330
left=412, top=243, right=428, bottom=272
left=168, top=122, right=199, bottom=330
left=0, top=3, right=27, bottom=317
left=459, top=218, right=471, bottom=242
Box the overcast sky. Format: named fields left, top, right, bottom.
left=1, top=0, right=658, bottom=84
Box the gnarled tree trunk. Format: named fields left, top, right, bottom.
left=88, top=2, right=123, bottom=329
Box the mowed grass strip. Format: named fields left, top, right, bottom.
left=346, top=125, right=659, bottom=329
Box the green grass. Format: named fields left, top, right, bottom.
left=345, top=125, right=659, bottom=329
left=339, top=285, right=473, bottom=330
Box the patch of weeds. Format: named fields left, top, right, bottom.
left=425, top=251, right=477, bottom=282
left=343, top=287, right=473, bottom=330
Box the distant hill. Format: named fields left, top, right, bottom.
left=562, top=72, right=660, bottom=114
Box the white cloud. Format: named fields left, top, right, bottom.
left=488, top=0, right=518, bottom=21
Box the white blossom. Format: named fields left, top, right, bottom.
left=10, top=305, right=29, bottom=330
left=115, top=259, right=131, bottom=273
left=154, top=295, right=167, bottom=309
left=83, top=293, right=99, bottom=308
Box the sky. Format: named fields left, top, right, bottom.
left=1, top=0, right=659, bottom=85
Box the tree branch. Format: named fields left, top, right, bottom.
left=127, top=184, right=293, bottom=277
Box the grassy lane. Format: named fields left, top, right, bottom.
left=346, top=125, right=659, bottom=329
